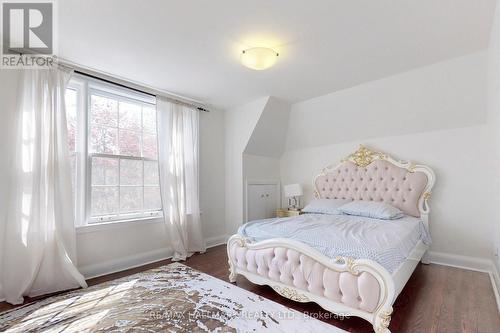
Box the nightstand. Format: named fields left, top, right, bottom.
left=276, top=208, right=303, bottom=218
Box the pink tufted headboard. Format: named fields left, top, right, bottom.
left=313, top=146, right=435, bottom=218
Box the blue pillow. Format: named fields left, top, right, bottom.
left=302, top=199, right=352, bottom=215
left=338, top=201, right=404, bottom=220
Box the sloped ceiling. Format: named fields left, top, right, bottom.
left=59, top=0, right=496, bottom=109
left=244, top=97, right=290, bottom=157
left=286, top=52, right=487, bottom=150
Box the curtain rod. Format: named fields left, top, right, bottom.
left=57, top=58, right=210, bottom=112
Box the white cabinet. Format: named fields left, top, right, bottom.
left=246, top=182, right=279, bottom=222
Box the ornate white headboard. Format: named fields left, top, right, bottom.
left=313, top=146, right=435, bottom=223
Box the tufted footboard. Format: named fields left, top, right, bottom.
left=227, top=235, right=395, bottom=333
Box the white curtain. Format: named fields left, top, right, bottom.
left=157, top=97, right=205, bottom=261
left=0, top=67, right=87, bottom=305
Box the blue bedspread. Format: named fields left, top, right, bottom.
left=238, top=213, right=431, bottom=273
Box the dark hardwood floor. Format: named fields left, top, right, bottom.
left=1, top=245, right=499, bottom=332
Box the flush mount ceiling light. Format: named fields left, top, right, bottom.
left=241, top=47, right=279, bottom=70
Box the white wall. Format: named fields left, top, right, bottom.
left=76, top=221, right=169, bottom=277
left=0, top=71, right=19, bottom=231
left=225, top=97, right=269, bottom=233
left=0, top=70, right=20, bottom=299
left=487, top=0, right=500, bottom=278
left=225, top=96, right=292, bottom=233
left=199, top=109, right=226, bottom=240
left=243, top=154, right=281, bottom=180
left=0, top=71, right=227, bottom=279
left=286, top=52, right=487, bottom=150
left=281, top=51, right=494, bottom=260
left=240, top=97, right=290, bottom=223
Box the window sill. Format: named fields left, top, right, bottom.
left=76, top=216, right=164, bottom=234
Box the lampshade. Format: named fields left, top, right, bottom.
left=241, top=47, right=279, bottom=70
left=283, top=184, right=303, bottom=198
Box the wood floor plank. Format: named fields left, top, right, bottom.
left=1, top=245, right=499, bottom=333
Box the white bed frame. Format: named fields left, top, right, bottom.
left=227, top=146, right=435, bottom=333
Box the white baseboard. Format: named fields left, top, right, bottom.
left=427, top=251, right=500, bottom=312
left=490, top=262, right=500, bottom=313
left=427, top=251, right=494, bottom=272
left=79, top=235, right=229, bottom=280
left=79, top=247, right=173, bottom=279
left=205, top=234, right=229, bottom=248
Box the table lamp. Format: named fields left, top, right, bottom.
left=283, top=184, right=303, bottom=211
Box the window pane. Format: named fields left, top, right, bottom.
left=142, top=106, right=156, bottom=133
left=92, top=157, right=118, bottom=185
left=91, top=95, right=118, bottom=127
left=120, top=186, right=143, bottom=213
left=70, top=153, right=76, bottom=198
left=90, top=126, right=118, bottom=154
left=144, top=160, right=159, bottom=185
left=75, top=82, right=162, bottom=223
left=144, top=186, right=161, bottom=210
left=66, top=89, right=77, bottom=152
left=119, top=101, right=141, bottom=131
left=119, top=129, right=141, bottom=156
left=120, top=159, right=143, bottom=185
left=91, top=186, right=119, bottom=216
left=143, top=134, right=158, bottom=159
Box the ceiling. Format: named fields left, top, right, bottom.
left=58, top=0, right=496, bottom=109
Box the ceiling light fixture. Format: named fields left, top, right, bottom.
left=241, top=47, right=279, bottom=70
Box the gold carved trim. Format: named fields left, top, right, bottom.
left=272, top=286, right=309, bottom=302
left=342, top=145, right=387, bottom=167
left=334, top=256, right=360, bottom=276
left=235, top=237, right=247, bottom=247
left=376, top=309, right=393, bottom=333
left=423, top=192, right=431, bottom=200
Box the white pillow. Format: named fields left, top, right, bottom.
left=338, top=201, right=404, bottom=220
left=302, top=199, right=352, bottom=215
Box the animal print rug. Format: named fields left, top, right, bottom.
left=0, top=263, right=346, bottom=332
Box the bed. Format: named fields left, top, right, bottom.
left=227, top=146, right=435, bottom=333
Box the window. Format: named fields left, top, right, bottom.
left=66, top=76, right=162, bottom=225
